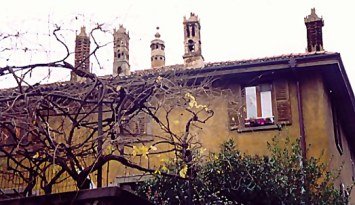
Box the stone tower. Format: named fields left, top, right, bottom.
left=304, top=8, right=324, bottom=52
left=183, top=13, right=204, bottom=69
left=150, top=27, right=165, bottom=69
left=71, top=26, right=90, bottom=82
left=113, top=25, right=130, bottom=76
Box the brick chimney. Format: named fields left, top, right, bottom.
left=71, top=26, right=90, bottom=82
left=304, top=8, right=324, bottom=52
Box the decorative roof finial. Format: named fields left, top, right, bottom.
left=155, top=26, right=161, bottom=38
left=304, top=8, right=322, bottom=23
left=79, top=26, right=87, bottom=37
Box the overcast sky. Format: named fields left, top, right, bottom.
left=0, top=0, right=354, bottom=89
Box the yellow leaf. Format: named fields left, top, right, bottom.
left=154, top=169, right=161, bottom=175
left=199, top=148, right=206, bottom=155
left=132, top=146, right=137, bottom=157
left=179, top=165, right=188, bottom=178
left=161, top=165, right=169, bottom=173
left=33, top=152, right=39, bottom=159
left=140, top=146, right=149, bottom=159
left=195, top=104, right=206, bottom=109
left=188, top=101, right=195, bottom=108
left=185, top=93, right=208, bottom=110
left=132, top=145, right=149, bottom=159
left=150, top=145, right=157, bottom=151
left=108, top=145, right=113, bottom=152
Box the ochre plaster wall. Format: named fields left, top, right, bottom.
left=300, top=73, right=331, bottom=162
left=320, top=75, right=355, bottom=203
left=108, top=73, right=354, bottom=190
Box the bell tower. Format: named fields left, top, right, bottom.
left=150, top=27, right=165, bottom=69
left=113, top=25, right=130, bottom=76
left=183, top=13, right=204, bottom=69
left=304, top=8, right=324, bottom=52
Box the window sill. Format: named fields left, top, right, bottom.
left=236, top=124, right=282, bottom=133
left=245, top=117, right=274, bottom=127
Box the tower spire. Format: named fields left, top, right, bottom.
left=150, top=27, right=165, bottom=69
left=113, top=25, right=130, bottom=76
left=182, top=13, right=204, bottom=69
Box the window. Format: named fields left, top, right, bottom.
left=117, top=66, right=122, bottom=74
left=228, top=80, right=291, bottom=131
left=186, top=24, right=190, bottom=37
left=245, top=85, right=273, bottom=126
left=123, top=113, right=148, bottom=136
left=191, top=24, right=195, bottom=37
left=245, top=84, right=274, bottom=127
left=117, top=50, right=121, bottom=58
left=0, top=120, right=33, bottom=153
left=188, top=40, right=195, bottom=52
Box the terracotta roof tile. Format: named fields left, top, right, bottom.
left=129, top=51, right=335, bottom=76
left=0, top=51, right=337, bottom=92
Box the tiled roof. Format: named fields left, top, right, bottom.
left=0, top=51, right=337, bottom=92
left=127, top=51, right=336, bottom=77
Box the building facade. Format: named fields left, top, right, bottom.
left=1, top=8, right=355, bottom=203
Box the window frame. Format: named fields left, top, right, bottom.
left=244, top=84, right=275, bottom=127
left=228, top=80, right=291, bottom=132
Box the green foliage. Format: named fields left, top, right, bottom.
left=137, top=159, right=233, bottom=204
left=137, top=137, right=352, bottom=204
